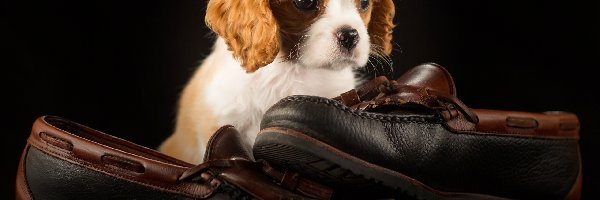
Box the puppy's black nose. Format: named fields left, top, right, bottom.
left=336, top=27, right=359, bottom=51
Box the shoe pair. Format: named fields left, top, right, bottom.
left=16, top=63, right=581, bottom=200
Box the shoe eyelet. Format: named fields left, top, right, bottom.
left=506, top=117, right=539, bottom=129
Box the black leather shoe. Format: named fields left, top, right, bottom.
left=16, top=116, right=332, bottom=200
left=253, top=63, right=582, bottom=200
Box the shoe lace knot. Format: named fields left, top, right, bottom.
left=334, top=76, right=479, bottom=123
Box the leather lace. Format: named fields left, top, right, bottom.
left=178, top=159, right=333, bottom=200
left=178, top=159, right=233, bottom=182
left=334, top=76, right=479, bottom=123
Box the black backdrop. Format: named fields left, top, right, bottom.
left=3, top=0, right=599, bottom=199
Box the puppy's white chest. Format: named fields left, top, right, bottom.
left=202, top=44, right=357, bottom=145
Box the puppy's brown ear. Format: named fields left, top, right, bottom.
left=205, top=0, right=279, bottom=72
left=369, top=0, right=395, bottom=56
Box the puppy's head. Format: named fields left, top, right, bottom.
left=206, top=0, right=395, bottom=72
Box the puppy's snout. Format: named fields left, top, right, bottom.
left=336, top=27, right=359, bottom=51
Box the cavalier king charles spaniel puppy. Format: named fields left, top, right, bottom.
left=159, top=0, right=395, bottom=164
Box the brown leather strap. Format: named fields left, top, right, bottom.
left=336, top=79, right=479, bottom=123
left=260, top=160, right=333, bottom=200
left=178, top=159, right=234, bottom=181
left=425, top=87, right=479, bottom=123
left=338, top=89, right=361, bottom=106
left=179, top=159, right=333, bottom=200
left=334, top=76, right=390, bottom=106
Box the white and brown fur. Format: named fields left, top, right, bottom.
left=159, top=0, right=395, bottom=164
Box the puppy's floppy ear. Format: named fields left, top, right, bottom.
left=369, top=0, right=395, bottom=56
left=205, top=0, right=279, bottom=72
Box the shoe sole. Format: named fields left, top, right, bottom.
left=254, top=127, right=510, bottom=200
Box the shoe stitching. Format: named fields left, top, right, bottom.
left=280, top=95, right=442, bottom=124
left=41, top=119, right=188, bottom=167
left=29, top=139, right=216, bottom=199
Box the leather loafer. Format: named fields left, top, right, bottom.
left=253, top=63, right=582, bottom=200
left=16, top=116, right=332, bottom=200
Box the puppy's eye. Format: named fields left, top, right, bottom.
left=359, top=0, right=370, bottom=11
left=293, top=0, right=318, bottom=11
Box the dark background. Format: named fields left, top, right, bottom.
left=3, top=0, right=599, bottom=199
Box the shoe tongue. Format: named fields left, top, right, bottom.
left=204, top=125, right=254, bottom=161
left=395, top=63, right=456, bottom=97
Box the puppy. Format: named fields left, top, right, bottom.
left=159, top=0, right=395, bottom=164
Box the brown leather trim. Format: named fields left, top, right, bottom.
left=565, top=147, right=582, bottom=200
left=338, top=89, right=361, bottom=106
left=27, top=116, right=217, bottom=199
left=260, top=160, right=333, bottom=200
left=446, top=109, right=580, bottom=139
left=333, top=76, right=390, bottom=107
left=475, top=109, right=580, bottom=138
left=15, top=145, right=33, bottom=200
left=565, top=172, right=582, bottom=200
left=218, top=160, right=321, bottom=200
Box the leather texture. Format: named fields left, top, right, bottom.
left=24, top=146, right=198, bottom=200
left=15, top=116, right=328, bottom=200
left=198, top=125, right=333, bottom=200
left=258, top=63, right=582, bottom=199
left=205, top=125, right=255, bottom=161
